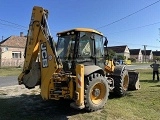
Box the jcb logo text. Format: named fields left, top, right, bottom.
left=41, top=42, right=48, bottom=68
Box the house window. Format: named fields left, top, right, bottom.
left=3, top=47, right=8, bottom=52
left=12, top=51, right=21, bottom=58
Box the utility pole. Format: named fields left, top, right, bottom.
left=0, top=36, right=3, bottom=68
left=0, top=44, right=1, bottom=68
left=143, top=45, right=147, bottom=63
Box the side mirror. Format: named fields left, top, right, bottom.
left=104, top=37, right=108, bottom=47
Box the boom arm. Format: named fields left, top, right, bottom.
left=18, top=6, right=62, bottom=99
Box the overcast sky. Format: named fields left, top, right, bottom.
left=0, top=0, right=160, bottom=51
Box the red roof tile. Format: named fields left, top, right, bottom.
left=0, top=36, right=27, bottom=48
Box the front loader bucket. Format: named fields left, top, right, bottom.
left=128, top=70, right=140, bottom=90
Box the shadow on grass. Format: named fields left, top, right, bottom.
left=1, top=91, right=136, bottom=120
left=150, top=84, right=160, bottom=87
left=108, top=92, right=119, bottom=99
left=139, top=79, right=158, bottom=83
left=0, top=94, right=87, bottom=120
left=108, top=91, right=133, bottom=99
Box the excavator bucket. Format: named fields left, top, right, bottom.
left=128, top=70, right=140, bottom=90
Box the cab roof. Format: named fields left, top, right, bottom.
left=57, top=28, right=103, bottom=36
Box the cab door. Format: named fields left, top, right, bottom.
left=95, top=34, right=105, bottom=69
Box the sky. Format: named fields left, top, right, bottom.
left=0, top=0, right=160, bottom=51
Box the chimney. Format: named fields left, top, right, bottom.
left=20, top=32, right=23, bottom=37
left=2, top=36, right=3, bottom=41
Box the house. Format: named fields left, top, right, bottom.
left=141, top=50, right=153, bottom=62
left=129, top=49, right=143, bottom=62
left=0, top=33, right=27, bottom=67
left=152, top=51, right=160, bottom=61
left=106, top=45, right=130, bottom=60
left=152, top=51, right=160, bottom=56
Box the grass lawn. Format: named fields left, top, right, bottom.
left=103, top=69, right=160, bottom=120
left=0, top=68, right=160, bottom=120
left=69, top=69, right=160, bottom=120
left=0, top=67, right=22, bottom=76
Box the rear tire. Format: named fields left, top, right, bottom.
left=113, top=69, right=129, bottom=97
left=84, top=73, right=109, bottom=111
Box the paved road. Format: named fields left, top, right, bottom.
left=126, top=64, right=151, bottom=70
left=0, top=76, right=18, bottom=87
left=0, top=64, right=151, bottom=87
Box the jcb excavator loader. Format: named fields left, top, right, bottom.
left=18, top=6, right=140, bottom=111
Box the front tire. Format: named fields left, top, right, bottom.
left=84, top=73, right=109, bottom=111
left=113, top=69, right=129, bottom=97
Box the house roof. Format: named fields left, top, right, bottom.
left=141, top=50, right=152, bottom=55
left=152, top=51, right=160, bottom=56
left=129, top=49, right=141, bottom=55
left=107, top=45, right=128, bottom=53
left=0, top=36, right=27, bottom=48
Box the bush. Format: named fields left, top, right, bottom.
left=129, top=58, right=136, bottom=62
left=153, top=56, right=160, bottom=61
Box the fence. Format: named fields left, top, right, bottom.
left=0, top=59, right=24, bottom=67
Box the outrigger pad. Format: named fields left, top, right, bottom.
left=128, top=70, right=141, bottom=90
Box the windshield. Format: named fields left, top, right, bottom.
left=78, top=32, right=93, bottom=57
left=56, top=35, right=76, bottom=59
left=78, top=32, right=104, bottom=57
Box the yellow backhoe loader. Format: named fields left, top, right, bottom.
left=18, top=6, right=140, bottom=111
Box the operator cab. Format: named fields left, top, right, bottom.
left=56, top=28, right=108, bottom=73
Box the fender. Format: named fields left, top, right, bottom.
left=113, top=65, right=127, bottom=76
left=84, top=65, right=104, bottom=76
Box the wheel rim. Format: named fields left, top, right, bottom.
left=123, top=75, right=129, bottom=90
left=90, top=82, right=106, bottom=105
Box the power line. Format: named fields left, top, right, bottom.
left=0, top=18, right=27, bottom=29
left=104, top=21, right=160, bottom=49
left=0, top=22, right=27, bottom=30
left=96, top=0, right=160, bottom=29
left=106, top=21, right=160, bottom=35
left=109, top=40, right=160, bottom=49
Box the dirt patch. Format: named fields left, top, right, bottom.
left=0, top=85, right=89, bottom=120
left=0, top=85, right=40, bottom=96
